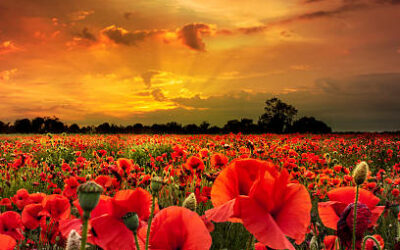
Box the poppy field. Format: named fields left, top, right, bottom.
left=1, top=133, right=400, bottom=250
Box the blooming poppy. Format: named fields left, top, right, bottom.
left=22, top=203, right=43, bottom=229
left=0, top=211, right=24, bottom=241
left=11, top=188, right=31, bottom=210
left=0, top=234, right=16, bottom=250
left=40, top=194, right=71, bottom=221
left=144, top=206, right=211, bottom=250
left=205, top=159, right=311, bottom=250
left=318, top=187, right=384, bottom=249
left=90, top=188, right=151, bottom=250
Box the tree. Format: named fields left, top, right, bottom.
left=289, top=116, right=332, bottom=134
left=32, top=117, right=45, bottom=133
left=14, top=119, right=32, bottom=133
left=258, top=98, right=298, bottom=133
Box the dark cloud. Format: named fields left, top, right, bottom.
left=101, top=25, right=164, bottom=46
left=177, top=23, right=214, bottom=51
left=140, top=70, right=160, bottom=88
left=77, top=27, right=97, bottom=41
left=151, top=88, right=167, bottom=102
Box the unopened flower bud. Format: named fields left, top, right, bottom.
left=122, top=212, right=139, bottom=233
left=66, top=230, right=81, bottom=250
left=182, top=193, right=197, bottom=211
left=353, top=161, right=369, bottom=185
left=310, top=235, right=319, bottom=250
left=77, top=181, right=103, bottom=215
left=151, top=176, right=164, bottom=193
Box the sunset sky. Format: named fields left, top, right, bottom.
left=0, top=0, right=399, bottom=131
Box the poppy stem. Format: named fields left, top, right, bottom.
left=81, top=211, right=90, bottom=250
left=145, top=193, right=157, bottom=250
left=352, top=185, right=359, bottom=250
left=134, top=232, right=141, bottom=250
left=245, top=234, right=254, bottom=250
left=361, top=235, right=382, bottom=250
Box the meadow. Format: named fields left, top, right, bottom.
left=0, top=133, right=399, bottom=250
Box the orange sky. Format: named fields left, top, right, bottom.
left=0, top=0, right=399, bottom=131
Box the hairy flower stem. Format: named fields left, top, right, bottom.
left=134, top=232, right=141, bottom=250
left=245, top=234, right=254, bottom=250
left=352, top=185, right=360, bottom=250
left=145, top=193, right=157, bottom=250
left=361, top=235, right=382, bottom=250
left=81, top=211, right=90, bottom=250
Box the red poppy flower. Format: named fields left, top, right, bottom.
left=0, top=234, right=16, bottom=250
left=90, top=188, right=151, bottom=250
left=11, top=189, right=31, bottom=210
left=0, top=211, right=24, bottom=241
left=364, top=234, right=384, bottom=250
left=63, top=177, right=80, bottom=200
left=40, top=194, right=71, bottom=221
left=318, top=187, right=384, bottom=249
left=144, top=206, right=211, bottom=250
left=0, top=199, right=12, bottom=210
left=185, top=156, right=205, bottom=172
left=22, top=203, right=43, bottom=229
left=205, top=159, right=311, bottom=250
left=210, top=153, right=228, bottom=169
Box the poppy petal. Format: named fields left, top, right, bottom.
left=370, top=206, right=385, bottom=227
left=235, top=196, right=295, bottom=250
left=90, top=215, right=136, bottom=250
left=327, top=187, right=380, bottom=209
left=204, top=199, right=237, bottom=223
left=149, top=206, right=212, bottom=250
left=275, top=183, right=311, bottom=244
left=0, top=234, right=16, bottom=250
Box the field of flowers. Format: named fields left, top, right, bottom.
left=0, top=133, right=399, bottom=250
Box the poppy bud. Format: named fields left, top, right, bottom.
left=182, top=193, right=197, bottom=211
left=151, top=176, right=164, bottom=193
left=122, top=212, right=140, bottom=233
left=77, top=181, right=103, bottom=215
left=310, top=235, right=319, bottom=250
left=66, top=230, right=81, bottom=250
left=353, top=161, right=369, bottom=185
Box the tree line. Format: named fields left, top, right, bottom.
left=0, top=98, right=332, bottom=134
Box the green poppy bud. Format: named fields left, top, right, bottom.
left=122, top=212, right=140, bottom=233
left=77, top=181, right=103, bottom=215
left=353, top=161, right=369, bottom=185
left=182, top=193, right=197, bottom=211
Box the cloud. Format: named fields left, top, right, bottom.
left=100, top=25, right=166, bottom=46
left=0, top=41, right=21, bottom=55
left=0, top=68, right=18, bottom=81
left=177, top=23, right=215, bottom=51
left=69, top=10, right=95, bottom=21
left=141, top=70, right=160, bottom=88
left=151, top=88, right=167, bottom=101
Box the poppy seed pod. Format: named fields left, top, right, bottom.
left=182, top=193, right=197, bottom=211
left=353, top=161, right=369, bottom=185
left=122, top=212, right=140, bottom=233
left=151, top=176, right=164, bottom=193
left=77, top=181, right=103, bottom=215
left=66, top=230, right=81, bottom=250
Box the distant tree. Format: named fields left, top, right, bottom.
left=166, top=122, right=182, bottom=134
left=258, top=97, right=298, bottom=133
left=183, top=124, right=199, bottom=134
left=43, top=117, right=65, bottom=133
left=133, top=123, right=144, bottom=134
left=32, top=117, right=45, bottom=133
left=199, top=121, right=210, bottom=133
left=96, top=123, right=111, bottom=133
left=14, top=119, right=32, bottom=133
left=224, top=119, right=241, bottom=133
left=208, top=126, right=221, bottom=134
left=68, top=124, right=80, bottom=133
left=289, top=117, right=332, bottom=134
left=0, top=121, right=9, bottom=133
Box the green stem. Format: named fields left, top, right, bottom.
left=352, top=185, right=359, bottom=250
left=145, top=193, right=157, bottom=250
left=134, top=232, right=141, bottom=250
left=361, top=235, right=382, bottom=250
left=245, top=234, right=254, bottom=250
left=81, top=211, right=90, bottom=250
